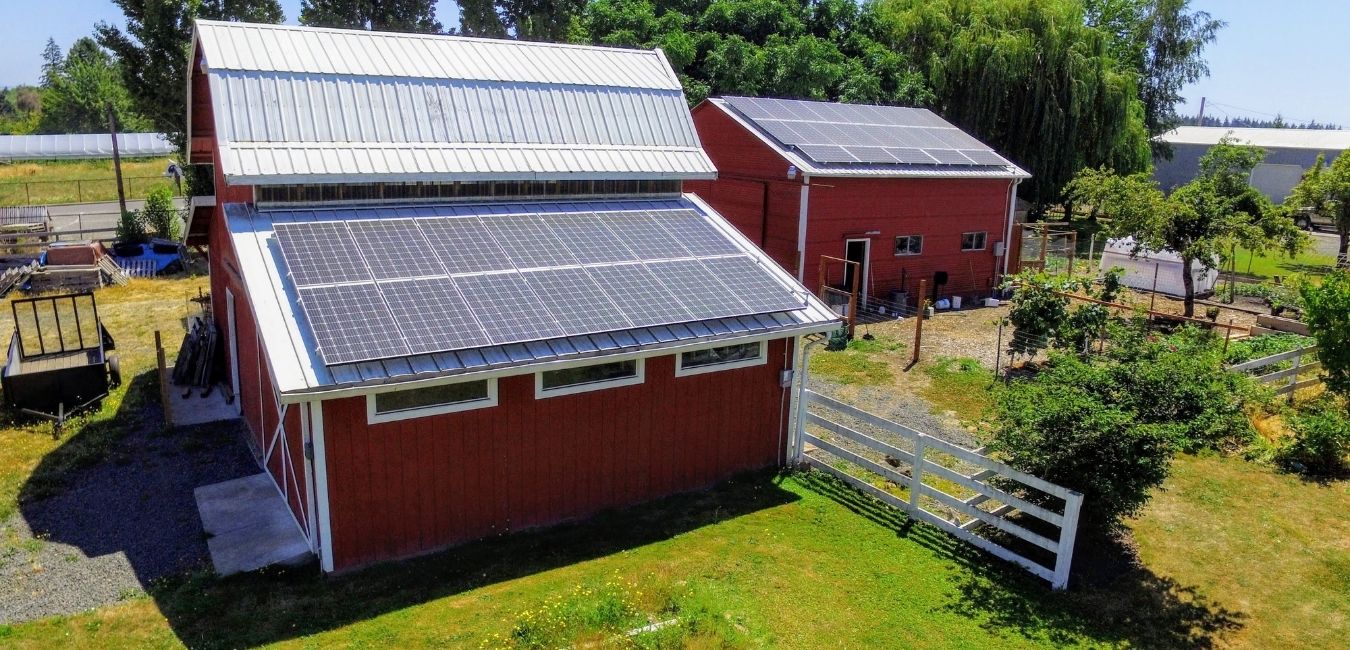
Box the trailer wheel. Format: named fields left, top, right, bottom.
left=108, top=355, right=122, bottom=388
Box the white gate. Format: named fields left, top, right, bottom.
left=796, top=390, right=1084, bottom=590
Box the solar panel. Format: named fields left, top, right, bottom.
left=585, top=263, right=695, bottom=327
left=346, top=219, right=445, bottom=279
left=698, top=256, right=806, bottom=314
left=274, top=222, right=370, bottom=286
left=647, top=210, right=744, bottom=257
left=379, top=278, right=490, bottom=353
left=723, top=96, right=1011, bottom=171
left=298, top=283, right=409, bottom=364
left=598, top=212, right=687, bottom=260
left=542, top=213, right=637, bottom=264
left=481, top=214, right=578, bottom=269
left=522, top=267, right=634, bottom=334
left=453, top=272, right=564, bottom=344
left=643, top=259, right=749, bottom=320
left=417, top=217, right=515, bottom=275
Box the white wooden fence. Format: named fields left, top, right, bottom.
left=797, top=390, right=1084, bottom=590
left=1229, top=345, right=1320, bottom=398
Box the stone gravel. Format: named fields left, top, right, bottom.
left=0, top=418, right=255, bottom=624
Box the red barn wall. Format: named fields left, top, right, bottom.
left=804, top=176, right=1013, bottom=301
left=319, top=339, right=792, bottom=572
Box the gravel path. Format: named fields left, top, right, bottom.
left=0, top=418, right=256, bottom=624
left=808, top=377, right=979, bottom=450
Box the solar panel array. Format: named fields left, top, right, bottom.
left=274, top=207, right=808, bottom=365
left=724, top=96, right=1014, bottom=168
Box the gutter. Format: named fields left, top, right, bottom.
left=797, top=175, right=810, bottom=281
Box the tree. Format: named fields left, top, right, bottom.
left=1301, top=269, right=1350, bottom=400
left=1068, top=138, right=1303, bottom=316
left=459, top=0, right=508, bottom=35
left=870, top=0, right=1151, bottom=208
left=300, top=0, right=441, bottom=32
left=1085, top=0, right=1223, bottom=158
left=1287, top=151, right=1350, bottom=259
left=38, top=40, right=150, bottom=135
left=40, top=38, right=64, bottom=87
left=96, top=0, right=284, bottom=141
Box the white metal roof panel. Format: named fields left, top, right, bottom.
left=0, top=133, right=175, bottom=162
left=195, top=22, right=711, bottom=183
left=226, top=194, right=838, bottom=398
left=195, top=21, right=682, bottom=90
left=708, top=98, right=1029, bottom=180
left=1160, top=126, right=1350, bottom=151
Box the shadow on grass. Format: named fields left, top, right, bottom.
left=794, top=469, right=1246, bottom=649
left=147, top=471, right=797, bottom=649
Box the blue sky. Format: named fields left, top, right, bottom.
left=2, top=0, right=1347, bottom=127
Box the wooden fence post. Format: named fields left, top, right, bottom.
left=155, top=330, right=173, bottom=427
left=911, top=278, right=928, bottom=365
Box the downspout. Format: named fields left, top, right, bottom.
left=789, top=334, right=827, bottom=463
left=1000, top=178, right=1022, bottom=282
left=796, top=175, right=811, bottom=282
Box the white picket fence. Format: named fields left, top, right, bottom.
left=797, top=390, right=1084, bottom=590
left=1229, top=345, right=1320, bottom=397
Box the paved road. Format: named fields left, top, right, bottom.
left=1309, top=230, right=1340, bottom=258
left=44, top=199, right=188, bottom=235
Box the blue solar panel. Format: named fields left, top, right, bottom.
left=522, top=267, right=633, bottom=334
left=417, top=217, right=515, bottom=275
left=346, top=219, right=445, bottom=280
left=453, top=272, right=564, bottom=344
left=379, top=278, right=490, bottom=353
left=481, top=215, right=578, bottom=269
left=585, top=263, right=695, bottom=328
left=274, top=222, right=370, bottom=286
left=298, top=283, right=409, bottom=364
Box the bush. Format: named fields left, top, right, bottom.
left=1280, top=399, right=1350, bottom=476
left=1301, top=269, right=1350, bottom=398
left=1003, top=268, right=1124, bottom=358
left=115, top=209, right=146, bottom=244
left=140, top=185, right=181, bottom=240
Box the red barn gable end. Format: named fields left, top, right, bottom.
left=188, top=22, right=838, bottom=572
left=686, top=97, right=1030, bottom=307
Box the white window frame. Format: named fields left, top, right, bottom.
left=366, top=378, right=498, bottom=424
left=676, top=340, right=769, bottom=377
left=895, top=235, right=923, bottom=256
left=535, top=358, right=645, bottom=399
left=962, top=231, right=988, bottom=252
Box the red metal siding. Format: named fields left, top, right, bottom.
left=320, top=339, right=792, bottom=572
left=688, top=101, right=1015, bottom=300
left=805, top=176, right=1013, bottom=301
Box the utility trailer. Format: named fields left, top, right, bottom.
left=2, top=292, right=120, bottom=435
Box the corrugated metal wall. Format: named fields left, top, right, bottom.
left=320, top=339, right=791, bottom=571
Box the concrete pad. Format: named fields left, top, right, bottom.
left=195, top=473, right=313, bottom=575
left=169, top=385, right=240, bottom=427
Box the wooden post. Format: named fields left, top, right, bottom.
left=155, top=330, right=173, bottom=427
left=847, top=259, right=860, bottom=338
left=1149, top=263, right=1160, bottom=314
left=1038, top=225, right=1048, bottom=271
left=993, top=318, right=1004, bottom=378
left=108, top=104, right=127, bottom=217
left=911, top=279, right=928, bottom=364
left=1223, top=318, right=1235, bottom=354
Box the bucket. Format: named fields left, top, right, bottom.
left=951, top=296, right=963, bottom=309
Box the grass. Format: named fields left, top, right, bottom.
left=921, top=357, right=999, bottom=425
left=0, top=158, right=177, bottom=206
left=1232, top=245, right=1337, bottom=280
left=808, top=334, right=906, bottom=385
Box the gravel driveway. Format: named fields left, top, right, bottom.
left=0, top=418, right=256, bottom=624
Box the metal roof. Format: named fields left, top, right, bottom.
left=192, top=21, right=714, bottom=185
left=0, top=133, right=175, bottom=162
left=227, top=193, right=839, bottom=400
left=1160, top=126, right=1350, bottom=151
left=708, top=98, right=1029, bottom=180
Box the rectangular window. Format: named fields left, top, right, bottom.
left=895, top=235, right=923, bottom=256
left=367, top=378, right=497, bottom=423
left=676, top=341, right=767, bottom=376
left=536, top=359, right=644, bottom=398
left=962, top=231, right=988, bottom=251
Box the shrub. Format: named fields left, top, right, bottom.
left=1280, top=399, right=1350, bottom=476
left=139, top=185, right=181, bottom=240
left=1301, top=269, right=1350, bottom=399
left=115, top=209, right=146, bottom=244
left=1003, top=268, right=1124, bottom=358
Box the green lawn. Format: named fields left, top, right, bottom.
left=1232, top=245, right=1338, bottom=280
left=0, top=158, right=177, bottom=206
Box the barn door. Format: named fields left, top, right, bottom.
left=844, top=239, right=870, bottom=307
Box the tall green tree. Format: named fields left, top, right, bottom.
left=1085, top=0, right=1223, bottom=158
left=459, top=0, right=508, bottom=35
left=871, top=0, right=1151, bottom=208
left=1068, top=138, right=1303, bottom=316
left=1287, top=151, right=1350, bottom=259
left=38, top=39, right=150, bottom=134
left=40, top=39, right=64, bottom=87
left=96, top=0, right=284, bottom=141
left=300, top=0, right=441, bottom=32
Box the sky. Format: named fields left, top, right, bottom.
left=1, top=0, right=1347, bottom=127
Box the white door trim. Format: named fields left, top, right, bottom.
left=225, top=287, right=242, bottom=415
left=844, top=238, right=871, bottom=308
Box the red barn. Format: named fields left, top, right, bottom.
left=686, top=97, right=1030, bottom=308
left=186, top=22, right=837, bottom=573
